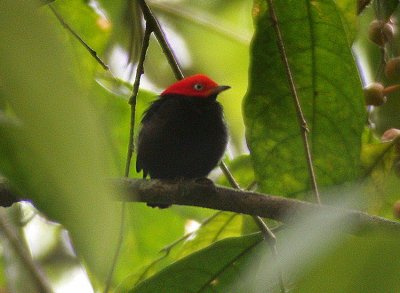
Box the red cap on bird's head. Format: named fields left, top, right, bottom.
left=161, top=74, right=230, bottom=98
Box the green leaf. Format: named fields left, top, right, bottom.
left=360, top=130, right=400, bottom=216
left=361, top=140, right=397, bottom=178
left=130, top=233, right=264, bottom=293
left=117, top=211, right=245, bottom=291
left=244, top=0, right=365, bottom=197
left=296, top=232, right=400, bottom=292
left=0, top=0, right=120, bottom=279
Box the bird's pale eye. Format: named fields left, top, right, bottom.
left=193, top=83, right=204, bottom=91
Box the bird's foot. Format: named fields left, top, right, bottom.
left=194, top=177, right=214, bottom=186
left=147, top=203, right=170, bottom=209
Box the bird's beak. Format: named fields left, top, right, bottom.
left=211, top=85, right=231, bottom=95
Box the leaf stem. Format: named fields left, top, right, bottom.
left=253, top=217, right=286, bottom=293
left=266, top=0, right=321, bottom=204
left=104, top=25, right=152, bottom=293
left=124, top=27, right=152, bottom=177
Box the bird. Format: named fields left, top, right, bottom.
left=136, top=74, right=230, bottom=181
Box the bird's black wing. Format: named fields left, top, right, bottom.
left=136, top=98, right=164, bottom=177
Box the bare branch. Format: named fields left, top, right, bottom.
left=117, top=178, right=400, bottom=234
left=138, top=0, right=184, bottom=80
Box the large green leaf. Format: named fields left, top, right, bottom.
left=244, top=0, right=366, bottom=197
left=130, top=233, right=264, bottom=293
left=117, top=211, right=245, bottom=291
left=0, top=0, right=120, bottom=279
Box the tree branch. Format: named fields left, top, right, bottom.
left=117, top=178, right=400, bottom=234
left=138, top=0, right=184, bottom=80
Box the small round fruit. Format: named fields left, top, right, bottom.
left=363, top=83, right=387, bottom=106
left=368, top=20, right=394, bottom=46
left=382, top=128, right=400, bottom=141
left=385, top=57, right=400, bottom=79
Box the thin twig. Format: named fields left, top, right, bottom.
left=218, top=162, right=286, bottom=292
left=104, top=25, right=152, bottom=293
left=253, top=217, right=286, bottom=293
left=49, top=5, right=110, bottom=71
left=0, top=209, right=53, bottom=293
left=125, top=27, right=152, bottom=177
left=138, top=0, right=184, bottom=80
left=108, top=2, right=182, bottom=291
left=266, top=0, right=320, bottom=204
left=219, top=161, right=241, bottom=189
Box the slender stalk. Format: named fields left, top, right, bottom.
left=138, top=0, right=184, bottom=80
left=104, top=26, right=152, bottom=293
left=49, top=5, right=109, bottom=71
left=124, top=27, right=152, bottom=177
left=266, top=0, right=320, bottom=204
left=219, top=161, right=286, bottom=293
left=253, top=217, right=286, bottom=293
left=219, top=161, right=241, bottom=189
left=107, top=2, right=181, bottom=291
left=0, top=209, right=53, bottom=293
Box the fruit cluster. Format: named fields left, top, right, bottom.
left=364, top=18, right=400, bottom=106
left=365, top=15, right=400, bottom=215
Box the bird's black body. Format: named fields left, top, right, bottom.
left=136, top=94, right=227, bottom=179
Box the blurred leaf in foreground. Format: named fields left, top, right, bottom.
left=0, top=0, right=120, bottom=279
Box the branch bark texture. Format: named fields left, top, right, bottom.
left=117, top=178, right=400, bottom=234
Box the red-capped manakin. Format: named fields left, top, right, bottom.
left=136, top=74, right=230, bottom=180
